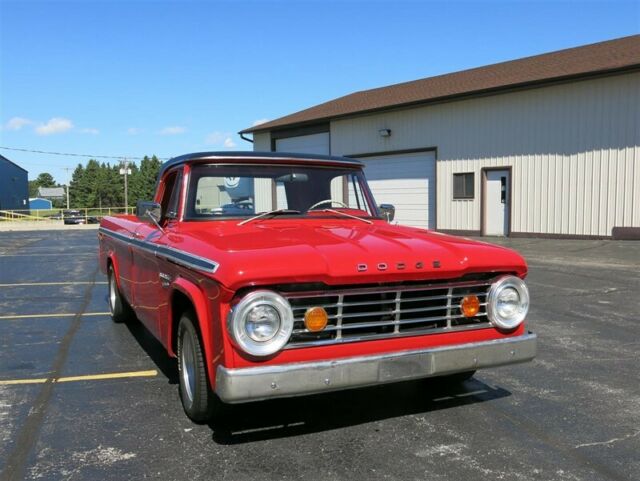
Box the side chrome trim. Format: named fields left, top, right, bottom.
left=215, top=332, right=537, bottom=403
left=98, top=226, right=219, bottom=274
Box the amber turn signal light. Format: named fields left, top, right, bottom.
left=304, top=307, right=328, bottom=332
left=460, top=295, right=480, bottom=318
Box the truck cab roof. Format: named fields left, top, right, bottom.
left=160, top=151, right=363, bottom=177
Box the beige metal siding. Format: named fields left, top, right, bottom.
left=253, top=132, right=271, bottom=152
left=251, top=133, right=273, bottom=209
left=330, top=72, right=640, bottom=236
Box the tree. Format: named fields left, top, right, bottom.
left=129, top=155, right=162, bottom=205
left=29, top=172, right=57, bottom=197
left=67, top=156, right=162, bottom=209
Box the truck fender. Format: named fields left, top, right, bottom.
left=169, top=277, right=217, bottom=384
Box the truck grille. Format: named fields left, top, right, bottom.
left=284, top=279, right=493, bottom=348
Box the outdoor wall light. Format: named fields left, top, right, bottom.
left=378, top=128, right=392, bottom=137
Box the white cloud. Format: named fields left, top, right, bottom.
left=79, top=128, right=99, bottom=135
left=159, top=126, right=186, bottom=135
left=205, top=131, right=237, bottom=148
left=205, top=131, right=226, bottom=144
left=5, top=117, right=33, bottom=131
left=35, top=117, right=74, bottom=135
left=252, top=118, right=270, bottom=127
left=127, top=127, right=142, bottom=135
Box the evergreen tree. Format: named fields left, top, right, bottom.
left=65, top=156, right=162, bottom=208
left=28, top=172, right=57, bottom=197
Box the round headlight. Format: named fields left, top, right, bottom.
left=487, top=276, right=529, bottom=330
left=245, top=304, right=281, bottom=342
left=228, top=290, right=293, bottom=356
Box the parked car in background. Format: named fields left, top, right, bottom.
left=51, top=210, right=99, bottom=224
left=64, top=214, right=99, bottom=225
left=98, top=152, right=537, bottom=422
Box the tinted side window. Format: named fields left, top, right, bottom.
left=162, top=170, right=183, bottom=219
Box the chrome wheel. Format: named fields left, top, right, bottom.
left=177, top=312, right=217, bottom=422
left=107, top=265, right=132, bottom=323
left=108, top=269, right=117, bottom=314
left=180, top=332, right=196, bottom=405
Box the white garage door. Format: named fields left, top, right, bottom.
left=361, top=151, right=436, bottom=229
left=275, top=132, right=330, bottom=155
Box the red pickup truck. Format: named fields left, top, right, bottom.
left=98, top=152, right=536, bottom=422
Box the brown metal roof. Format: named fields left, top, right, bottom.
left=241, top=35, right=640, bottom=134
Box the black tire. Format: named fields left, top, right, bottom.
left=107, top=264, right=134, bottom=323
left=177, top=311, right=217, bottom=423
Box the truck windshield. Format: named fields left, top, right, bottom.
left=184, top=163, right=378, bottom=220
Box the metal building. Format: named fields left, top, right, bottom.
left=240, top=35, right=640, bottom=239
left=0, top=155, right=29, bottom=211
left=29, top=198, right=53, bottom=210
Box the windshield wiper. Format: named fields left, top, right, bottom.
left=318, top=208, right=373, bottom=224
left=237, top=209, right=301, bottom=226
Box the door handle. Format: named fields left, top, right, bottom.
left=133, top=232, right=144, bottom=239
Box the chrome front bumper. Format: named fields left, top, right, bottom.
left=215, top=333, right=537, bottom=403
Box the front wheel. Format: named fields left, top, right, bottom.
left=177, top=311, right=218, bottom=423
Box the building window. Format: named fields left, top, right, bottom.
left=453, top=173, right=474, bottom=199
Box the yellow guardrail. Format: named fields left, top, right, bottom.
left=0, top=207, right=135, bottom=222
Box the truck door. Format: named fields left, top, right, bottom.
left=131, top=168, right=183, bottom=339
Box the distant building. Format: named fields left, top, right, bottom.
left=0, top=155, right=28, bottom=211
left=37, top=187, right=65, bottom=199
left=241, top=35, right=640, bottom=239
left=29, top=198, right=53, bottom=210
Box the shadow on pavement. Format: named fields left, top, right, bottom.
left=124, top=319, right=178, bottom=384
left=208, top=376, right=511, bottom=445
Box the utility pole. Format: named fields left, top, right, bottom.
left=120, top=158, right=131, bottom=213
left=62, top=167, right=73, bottom=209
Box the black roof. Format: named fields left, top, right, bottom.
left=160, top=151, right=363, bottom=176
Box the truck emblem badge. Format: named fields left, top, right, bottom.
left=357, top=264, right=367, bottom=272
left=159, top=272, right=172, bottom=287
left=433, top=260, right=441, bottom=268
left=377, top=263, right=388, bottom=271
left=415, top=262, right=424, bottom=269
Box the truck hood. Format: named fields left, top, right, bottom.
left=171, top=220, right=527, bottom=290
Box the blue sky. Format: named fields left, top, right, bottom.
left=1, top=0, right=638, bottom=183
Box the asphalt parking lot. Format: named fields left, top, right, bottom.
left=0, top=230, right=638, bottom=481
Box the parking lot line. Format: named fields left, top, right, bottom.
left=0, top=370, right=158, bottom=385
left=0, top=312, right=110, bottom=320
left=0, top=378, right=49, bottom=385
left=0, top=281, right=107, bottom=288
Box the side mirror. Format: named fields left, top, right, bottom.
left=136, top=201, right=162, bottom=223
left=379, top=204, right=395, bottom=222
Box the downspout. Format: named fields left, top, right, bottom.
left=239, top=132, right=253, bottom=144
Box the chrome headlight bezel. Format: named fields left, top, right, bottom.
left=227, top=290, right=294, bottom=357
left=487, top=275, right=529, bottom=330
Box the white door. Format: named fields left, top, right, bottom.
left=360, top=151, right=436, bottom=229
left=275, top=133, right=330, bottom=155
left=484, top=170, right=510, bottom=236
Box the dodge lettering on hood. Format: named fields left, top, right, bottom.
left=98, top=152, right=536, bottom=422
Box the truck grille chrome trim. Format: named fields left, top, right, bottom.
left=283, top=280, right=493, bottom=348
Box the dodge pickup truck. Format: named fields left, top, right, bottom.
left=98, top=151, right=536, bottom=422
